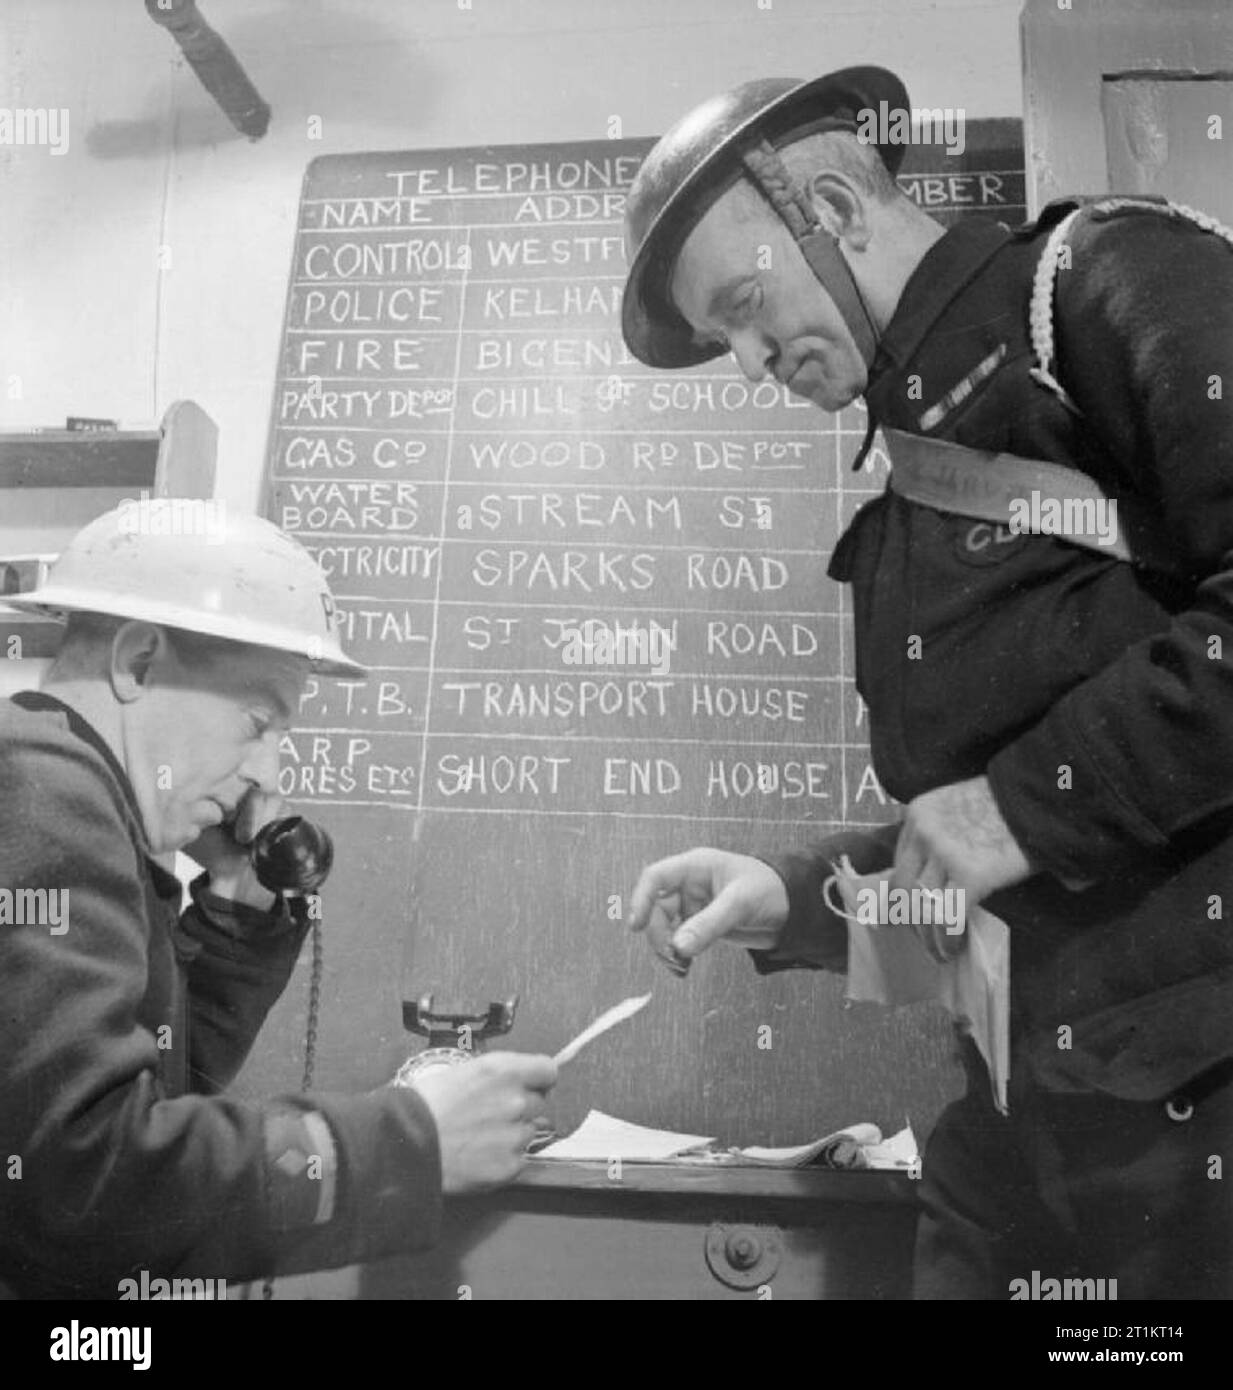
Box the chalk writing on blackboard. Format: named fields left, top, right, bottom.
left=253, top=127, right=1025, bottom=1143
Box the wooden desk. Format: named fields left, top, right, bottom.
left=263, top=1161, right=920, bottom=1300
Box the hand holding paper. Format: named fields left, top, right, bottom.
left=892, top=776, right=1033, bottom=915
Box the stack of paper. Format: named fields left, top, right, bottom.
left=534, top=1111, right=919, bottom=1170
left=733, top=1122, right=917, bottom=1170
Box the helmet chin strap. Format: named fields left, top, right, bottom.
left=740, top=138, right=880, bottom=369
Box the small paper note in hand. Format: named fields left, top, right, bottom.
left=554, top=993, right=652, bottom=1066
left=827, top=856, right=1011, bottom=1114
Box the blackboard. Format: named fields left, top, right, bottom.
left=245, top=123, right=1025, bottom=1146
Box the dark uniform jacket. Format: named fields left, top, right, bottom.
left=757, top=199, right=1233, bottom=1103
left=0, top=691, right=442, bottom=1298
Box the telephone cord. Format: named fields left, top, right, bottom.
left=262, top=913, right=323, bottom=1300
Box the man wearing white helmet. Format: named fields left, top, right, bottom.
left=0, top=501, right=556, bottom=1299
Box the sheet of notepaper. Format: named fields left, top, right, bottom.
left=535, top=1109, right=715, bottom=1161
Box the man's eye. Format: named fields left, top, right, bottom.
left=733, top=284, right=763, bottom=320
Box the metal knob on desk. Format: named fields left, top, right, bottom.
left=727, top=1231, right=761, bottom=1268
left=704, top=1223, right=782, bottom=1290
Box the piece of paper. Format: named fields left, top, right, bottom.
left=553, top=992, right=652, bottom=1066
left=829, top=857, right=1010, bottom=1114
left=844, top=899, right=944, bottom=1005
left=937, top=910, right=1009, bottom=1114
left=535, top=1108, right=715, bottom=1161
left=862, top=1123, right=920, bottom=1170
left=734, top=1122, right=883, bottom=1169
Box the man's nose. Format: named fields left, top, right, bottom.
left=729, top=332, right=775, bottom=383
left=240, top=728, right=282, bottom=794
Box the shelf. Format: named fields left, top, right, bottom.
left=0, top=403, right=219, bottom=666
left=0, top=431, right=162, bottom=489
left=514, top=1158, right=918, bottom=1204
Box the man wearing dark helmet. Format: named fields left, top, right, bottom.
left=626, top=66, right=1233, bottom=1300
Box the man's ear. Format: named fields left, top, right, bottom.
left=109, top=621, right=167, bottom=703
left=806, top=173, right=873, bottom=252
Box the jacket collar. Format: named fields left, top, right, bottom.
left=867, top=218, right=1012, bottom=385
left=867, top=199, right=1084, bottom=389
left=9, top=690, right=175, bottom=888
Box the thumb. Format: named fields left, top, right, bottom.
left=671, top=881, right=748, bottom=958
left=890, top=826, right=926, bottom=896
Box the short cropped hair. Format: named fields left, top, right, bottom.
left=49, top=611, right=251, bottom=677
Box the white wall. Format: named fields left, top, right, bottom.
left=2, top=0, right=1025, bottom=510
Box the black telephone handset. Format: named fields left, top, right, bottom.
left=248, top=816, right=334, bottom=896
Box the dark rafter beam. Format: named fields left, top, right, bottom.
left=145, top=0, right=271, bottom=140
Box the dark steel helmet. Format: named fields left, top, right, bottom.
left=622, top=65, right=910, bottom=368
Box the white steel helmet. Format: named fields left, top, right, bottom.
left=5, top=498, right=366, bottom=678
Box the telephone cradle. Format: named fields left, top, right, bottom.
left=394, top=993, right=519, bottom=1083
